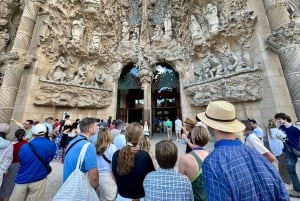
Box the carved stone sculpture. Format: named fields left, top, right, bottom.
left=205, top=3, right=219, bottom=34
left=163, top=13, right=172, bottom=40
left=89, top=30, right=101, bottom=52
left=189, top=15, right=205, bottom=44
left=71, top=18, right=86, bottom=46
left=47, top=56, right=68, bottom=82
left=0, top=29, right=10, bottom=52
left=34, top=81, right=112, bottom=108
left=185, top=72, right=263, bottom=106
left=121, top=21, right=130, bottom=41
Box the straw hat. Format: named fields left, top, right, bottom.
left=197, top=101, right=245, bottom=133
left=184, top=117, right=196, bottom=126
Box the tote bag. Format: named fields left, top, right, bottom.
left=52, top=142, right=99, bottom=201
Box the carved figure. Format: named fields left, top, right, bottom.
left=92, top=69, right=106, bottom=87
left=0, top=1, right=10, bottom=25
left=190, top=15, right=205, bottom=43
left=151, top=25, right=163, bottom=41
left=72, top=63, right=88, bottom=85
left=0, top=29, right=10, bottom=52
left=208, top=54, right=224, bottom=78
left=71, top=18, right=86, bottom=45
left=131, top=26, right=139, bottom=41
left=205, top=3, right=219, bottom=33
left=194, top=63, right=205, bottom=82
left=121, top=21, right=130, bottom=41
left=163, top=13, right=172, bottom=39
left=48, top=56, right=68, bottom=82
left=89, top=30, right=101, bottom=52
left=84, top=64, right=95, bottom=86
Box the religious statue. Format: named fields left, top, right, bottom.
left=208, top=53, right=224, bottom=78
left=0, top=1, right=10, bottom=25
left=189, top=15, right=205, bottom=43
left=47, top=56, right=68, bottom=82
left=71, top=18, right=86, bottom=45
left=89, top=30, right=101, bottom=52
left=0, top=29, right=10, bottom=52
left=121, top=21, right=130, bottom=41
left=205, top=3, right=219, bottom=34
left=151, top=25, right=163, bottom=42
left=72, top=63, right=88, bottom=85
left=163, top=12, right=172, bottom=39
left=92, top=69, right=106, bottom=87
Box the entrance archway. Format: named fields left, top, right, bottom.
left=117, top=63, right=180, bottom=132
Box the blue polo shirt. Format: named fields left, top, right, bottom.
left=63, top=135, right=97, bottom=182
left=16, top=137, right=56, bottom=184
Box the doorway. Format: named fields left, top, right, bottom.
left=117, top=63, right=181, bottom=128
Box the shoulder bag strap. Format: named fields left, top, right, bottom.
left=102, top=154, right=111, bottom=164
left=65, top=138, right=85, bottom=156
left=76, top=142, right=91, bottom=170
left=28, top=143, right=50, bottom=170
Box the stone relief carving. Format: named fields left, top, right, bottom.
left=34, top=81, right=112, bottom=108
left=71, top=18, right=86, bottom=46
left=205, top=3, right=219, bottom=34
left=35, top=0, right=260, bottom=108
left=185, top=71, right=263, bottom=106
left=0, top=29, right=10, bottom=52
left=47, top=56, right=68, bottom=81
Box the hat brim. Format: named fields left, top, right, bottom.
left=184, top=121, right=196, bottom=126
left=197, top=112, right=245, bottom=133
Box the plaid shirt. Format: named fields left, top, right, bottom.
left=143, top=168, right=193, bottom=201
left=203, top=139, right=289, bottom=201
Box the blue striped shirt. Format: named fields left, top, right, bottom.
left=203, top=139, right=289, bottom=201
left=143, top=168, right=193, bottom=201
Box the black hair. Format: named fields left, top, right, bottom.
left=15, top=129, right=25, bottom=141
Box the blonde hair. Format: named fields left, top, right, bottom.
left=117, top=122, right=143, bottom=176
left=95, top=128, right=112, bottom=155
left=139, top=135, right=154, bottom=158
left=191, top=126, right=210, bottom=147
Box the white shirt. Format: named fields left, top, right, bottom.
left=245, top=133, right=269, bottom=155
left=113, top=134, right=126, bottom=150
left=96, top=144, right=117, bottom=173
left=175, top=119, right=182, bottom=131
left=267, top=128, right=286, bottom=156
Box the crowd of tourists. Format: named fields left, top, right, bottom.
left=0, top=100, right=300, bottom=200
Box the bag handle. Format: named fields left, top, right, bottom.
left=75, top=142, right=90, bottom=170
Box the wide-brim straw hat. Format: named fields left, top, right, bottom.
left=197, top=101, right=245, bottom=133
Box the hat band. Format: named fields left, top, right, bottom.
left=205, top=113, right=236, bottom=122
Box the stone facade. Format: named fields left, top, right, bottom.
left=0, top=0, right=299, bottom=132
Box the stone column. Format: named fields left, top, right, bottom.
left=138, top=65, right=153, bottom=124
left=0, top=0, right=41, bottom=123
left=264, top=0, right=300, bottom=118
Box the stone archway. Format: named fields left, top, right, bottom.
left=116, top=62, right=181, bottom=131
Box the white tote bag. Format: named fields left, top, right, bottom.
left=52, top=142, right=99, bottom=201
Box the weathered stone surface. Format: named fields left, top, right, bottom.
left=34, top=80, right=112, bottom=108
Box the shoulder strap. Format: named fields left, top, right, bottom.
left=76, top=142, right=90, bottom=169
left=65, top=138, right=85, bottom=156
left=28, top=143, right=49, bottom=170
left=103, top=154, right=111, bottom=164
left=190, top=151, right=203, bottom=170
